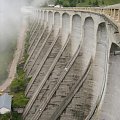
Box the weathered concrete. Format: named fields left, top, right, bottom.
left=23, top=7, right=120, bottom=120
left=25, top=33, right=62, bottom=98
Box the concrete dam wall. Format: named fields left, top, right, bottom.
left=22, top=7, right=120, bottom=120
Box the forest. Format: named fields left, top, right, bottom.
left=54, top=0, right=120, bottom=7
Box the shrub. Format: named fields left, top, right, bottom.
left=12, top=92, right=29, bottom=108
left=10, top=67, right=26, bottom=93
left=0, top=113, right=11, bottom=120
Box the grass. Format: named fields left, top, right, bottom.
left=10, top=66, right=29, bottom=108
left=12, top=92, right=29, bottom=108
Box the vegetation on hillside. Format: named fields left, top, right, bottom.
left=55, top=0, right=120, bottom=7
left=10, top=31, right=30, bottom=108
left=10, top=66, right=29, bottom=108
left=0, top=30, right=31, bottom=120
left=0, top=112, right=22, bottom=120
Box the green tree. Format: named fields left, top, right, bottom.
left=102, top=0, right=104, bottom=4
left=89, top=0, right=91, bottom=5
left=94, top=0, right=99, bottom=6
left=63, top=0, right=70, bottom=7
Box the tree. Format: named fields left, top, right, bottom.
left=94, top=0, right=99, bottom=6
left=89, top=0, right=91, bottom=5
left=102, top=0, right=104, bottom=5
left=63, top=0, right=70, bottom=7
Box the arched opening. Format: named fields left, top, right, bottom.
left=38, top=10, right=41, bottom=21
left=110, top=43, right=120, bottom=55
left=92, top=22, right=108, bottom=110
left=82, top=17, right=95, bottom=71
left=71, top=14, right=81, bottom=56
left=48, top=11, right=53, bottom=31
left=62, top=13, right=70, bottom=46
left=54, top=12, right=60, bottom=37
left=44, top=11, right=47, bottom=23
left=41, top=11, right=44, bottom=25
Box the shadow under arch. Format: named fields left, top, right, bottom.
left=86, top=22, right=109, bottom=119
left=71, top=14, right=81, bottom=56
left=54, top=12, right=60, bottom=37
left=40, top=10, right=45, bottom=25
left=110, top=42, right=120, bottom=55
left=62, top=13, right=70, bottom=46
left=93, top=22, right=108, bottom=102
left=48, top=11, right=53, bottom=31
left=44, top=11, right=47, bottom=22
left=81, top=17, right=95, bottom=70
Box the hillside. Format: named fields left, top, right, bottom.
left=55, top=0, right=120, bottom=7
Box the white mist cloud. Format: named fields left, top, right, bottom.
left=0, top=0, right=27, bottom=51
left=31, top=0, right=54, bottom=7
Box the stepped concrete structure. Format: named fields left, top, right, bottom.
left=22, top=5, right=120, bottom=120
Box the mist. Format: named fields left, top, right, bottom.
left=29, top=0, right=54, bottom=7
left=0, top=0, right=27, bottom=84
left=0, top=0, right=28, bottom=51
left=0, top=0, right=53, bottom=84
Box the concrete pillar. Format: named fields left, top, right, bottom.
left=118, top=9, right=120, bottom=22
left=60, top=13, right=62, bottom=29
left=113, top=9, right=116, bottom=19
left=69, top=15, right=73, bottom=34
left=53, top=11, right=55, bottom=27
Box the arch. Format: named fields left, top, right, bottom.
left=38, top=10, right=41, bottom=20
left=97, top=22, right=107, bottom=44
left=71, top=14, right=81, bottom=55
left=62, top=13, right=70, bottom=46
left=82, top=17, right=95, bottom=70
left=44, top=11, right=47, bottom=23
left=48, top=11, right=53, bottom=31
left=41, top=11, right=44, bottom=24
left=92, top=22, right=108, bottom=107
left=54, top=12, right=60, bottom=37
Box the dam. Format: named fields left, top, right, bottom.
left=22, top=5, right=120, bottom=120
